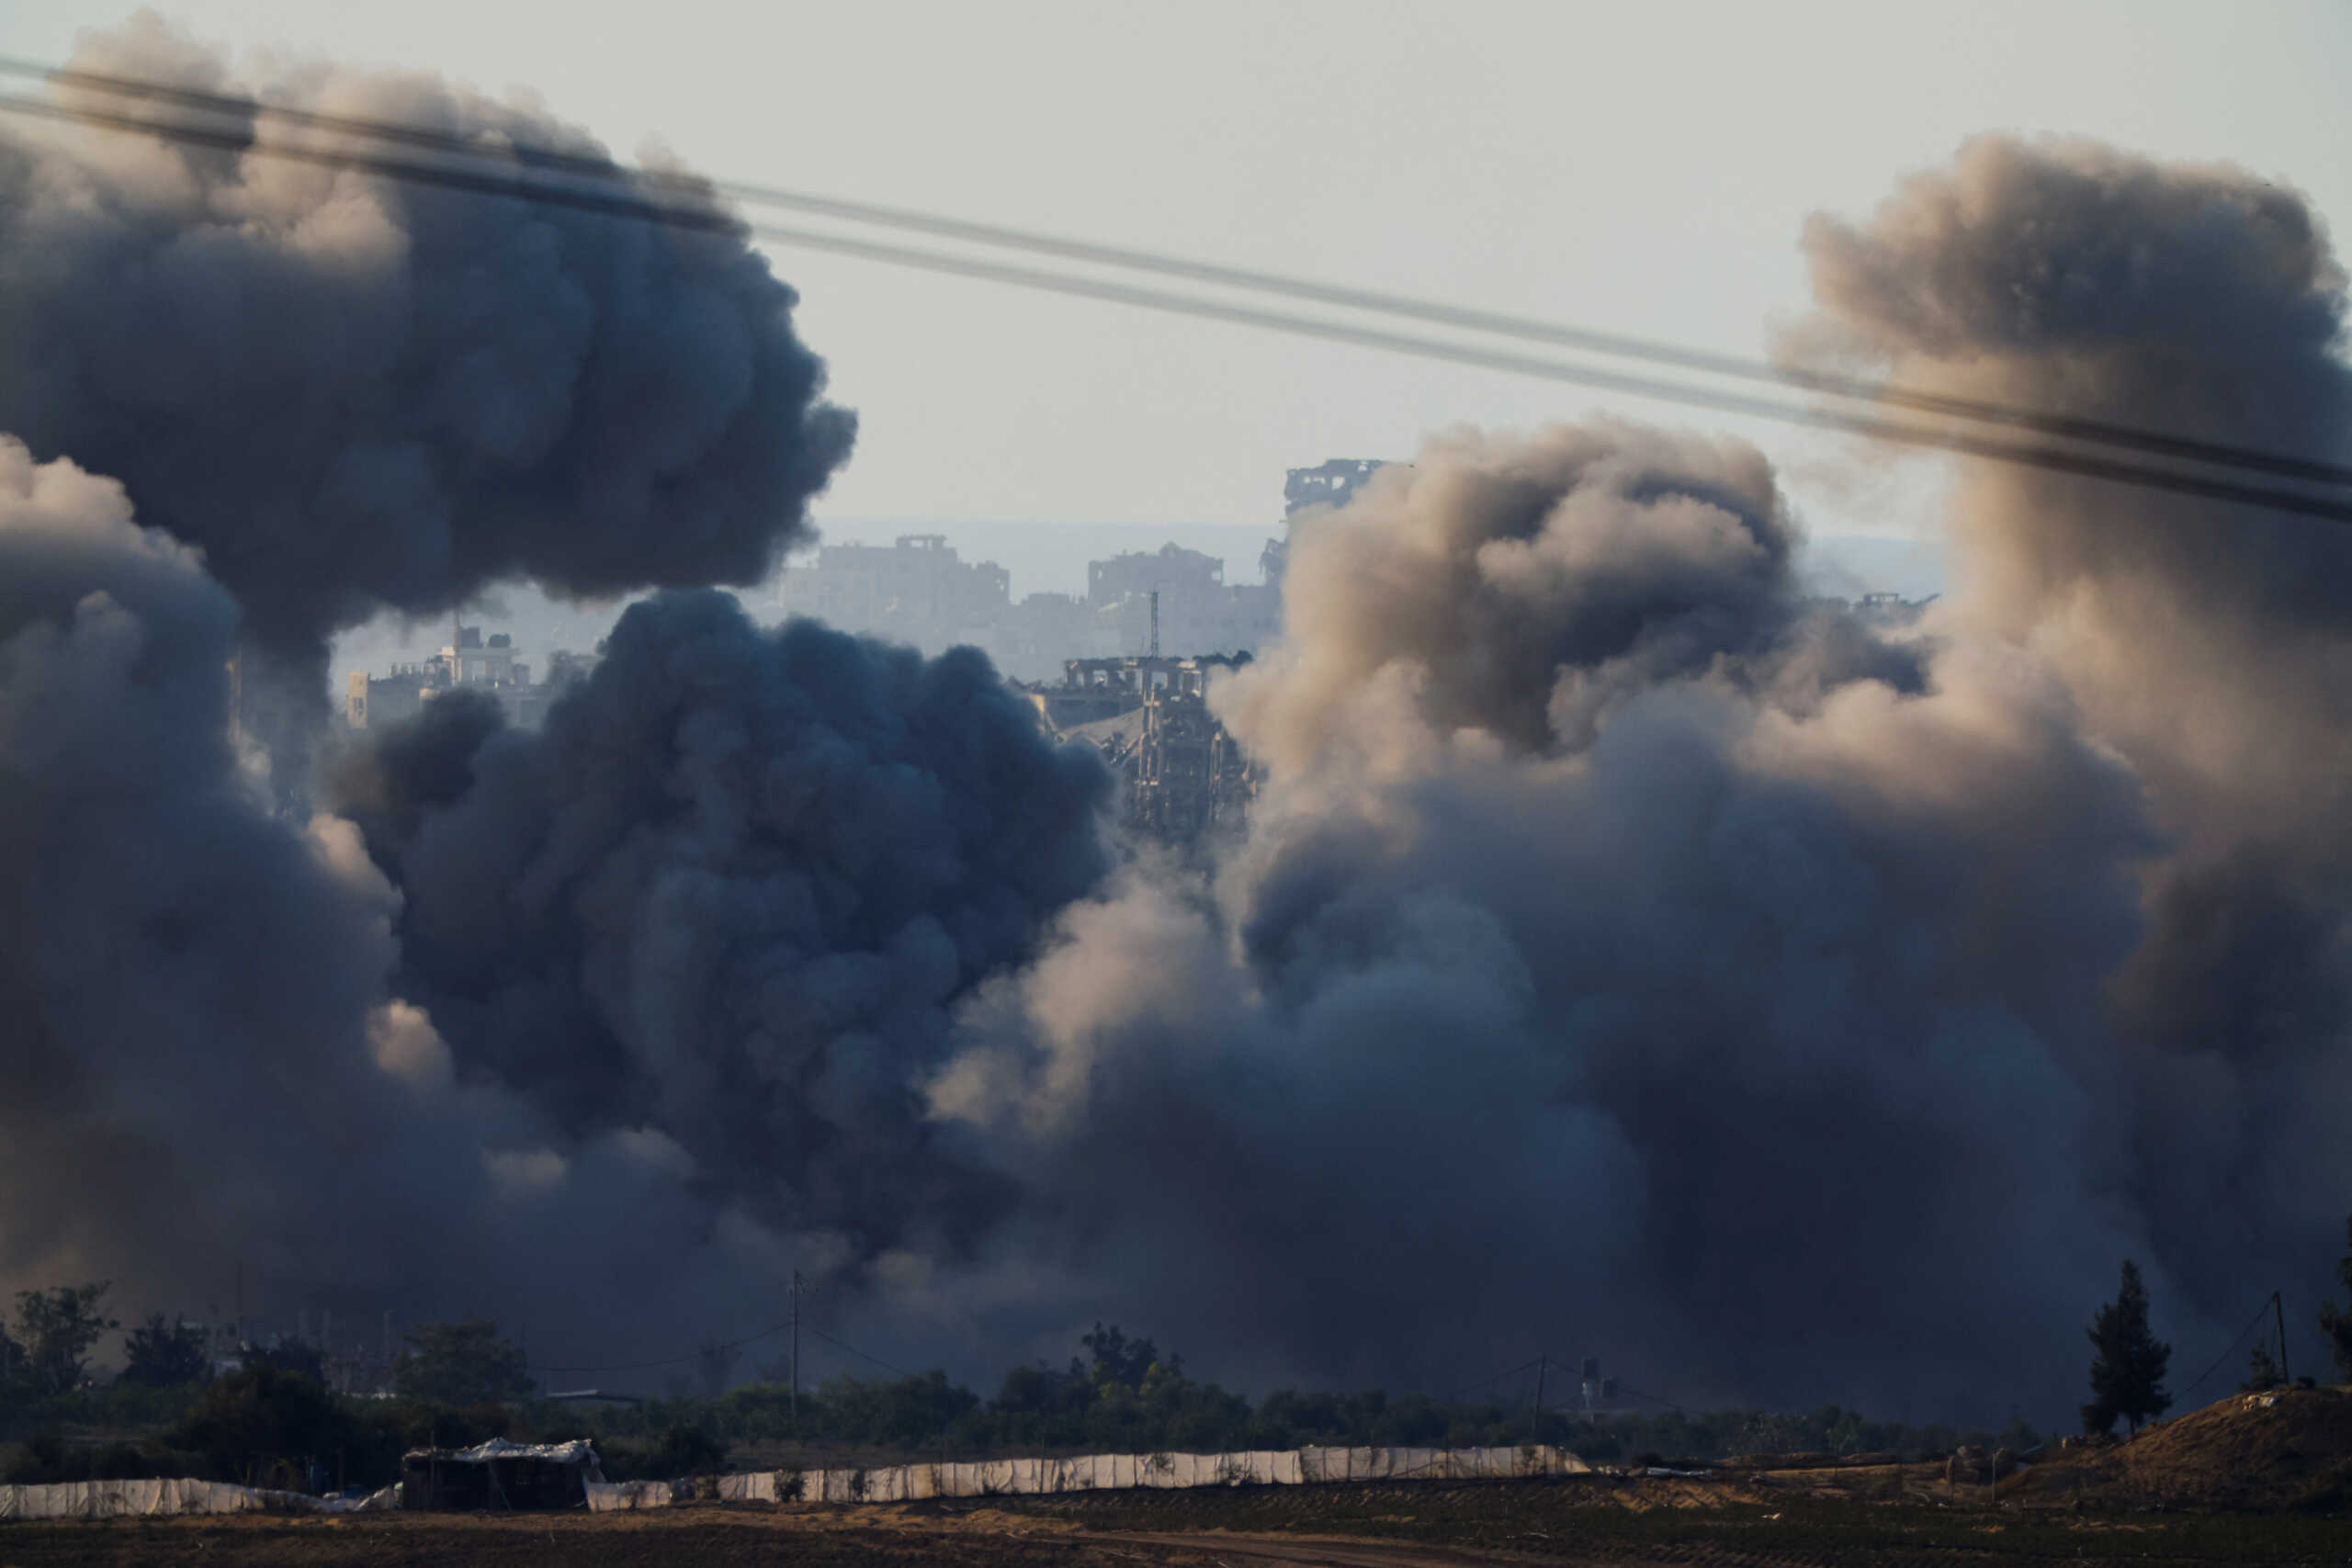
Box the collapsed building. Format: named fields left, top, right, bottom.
left=1258, top=457, right=1393, bottom=586
left=1030, top=656, right=1256, bottom=841
left=399, top=1439, right=603, bottom=1512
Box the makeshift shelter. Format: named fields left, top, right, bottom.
left=399, top=1438, right=601, bottom=1511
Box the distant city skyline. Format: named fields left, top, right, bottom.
left=330, top=514, right=1947, bottom=698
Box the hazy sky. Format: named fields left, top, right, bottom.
left=5, top=1, right=2347, bottom=546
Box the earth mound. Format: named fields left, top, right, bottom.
left=2021, top=1384, right=2352, bottom=1511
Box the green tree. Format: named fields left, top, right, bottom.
left=13, top=1282, right=119, bottom=1397
left=2316, top=1213, right=2352, bottom=1380
left=244, top=1337, right=327, bottom=1384
left=121, top=1314, right=213, bottom=1388
left=2083, top=1259, right=2172, bottom=1436
left=393, top=1319, right=533, bottom=1406
left=1081, top=1323, right=1174, bottom=1390
left=175, top=1363, right=349, bottom=1488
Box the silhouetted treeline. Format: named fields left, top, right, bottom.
left=3, top=1315, right=2038, bottom=1491
left=560, top=1325, right=2038, bottom=1467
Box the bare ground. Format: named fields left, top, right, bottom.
left=4, top=1477, right=2351, bottom=1567
left=13, top=1394, right=2352, bottom=1567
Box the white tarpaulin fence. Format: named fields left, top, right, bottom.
left=669, top=1444, right=1587, bottom=1513
left=7, top=1443, right=1585, bottom=1519
left=583, top=1477, right=681, bottom=1511
left=0, top=1477, right=401, bottom=1521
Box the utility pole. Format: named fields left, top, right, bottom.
left=2275, top=1290, right=2290, bottom=1385
left=1148, top=591, right=1159, bottom=659
left=1534, top=1353, right=1546, bottom=1429
left=791, top=1270, right=801, bottom=1425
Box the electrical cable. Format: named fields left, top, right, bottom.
left=7, top=53, right=2349, bottom=495
left=2177, top=1296, right=2281, bottom=1402
left=802, top=1325, right=911, bottom=1380
left=1436, top=1356, right=1544, bottom=1404
left=536, top=1315, right=792, bottom=1376
left=8, top=88, right=2352, bottom=532
left=1604, top=1382, right=1690, bottom=1415
left=537, top=1314, right=912, bottom=1381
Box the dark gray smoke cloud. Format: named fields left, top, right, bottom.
left=326, top=591, right=1112, bottom=1269
left=0, top=436, right=970, bottom=1354
left=0, top=19, right=893, bottom=1357
left=0, top=437, right=481, bottom=1312
left=0, top=15, right=854, bottom=671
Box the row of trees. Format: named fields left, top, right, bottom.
left=0, top=1283, right=537, bottom=1414
left=5, top=1361, right=530, bottom=1492
left=576, top=1322, right=2034, bottom=1466
left=23, top=1225, right=2352, bottom=1483
left=6, top=1311, right=2041, bottom=1488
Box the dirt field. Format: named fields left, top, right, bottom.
left=4, top=1476, right=2351, bottom=1568
left=12, top=1393, right=2352, bottom=1566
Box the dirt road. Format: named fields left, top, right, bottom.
left=1085, top=1530, right=1546, bottom=1568
left=3, top=1477, right=2349, bottom=1566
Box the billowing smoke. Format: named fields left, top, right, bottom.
left=326, top=591, right=1111, bottom=1268
left=0, top=14, right=853, bottom=725
left=933, top=425, right=2155, bottom=1410
left=0, top=22, right=867, bottom=1349
left=6, top=22, right=2350, bottom=1428
left=1796, top=134, right=2352, bottom=1353
left=921, top=141, right=2352, bottom=1417
left=0, top=435, right=928, bottom=1348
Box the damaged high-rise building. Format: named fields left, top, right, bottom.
left=1030, top=656, right=1257, bottom=841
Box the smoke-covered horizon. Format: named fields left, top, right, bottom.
left=5, top=23, right=2352, bottom=1427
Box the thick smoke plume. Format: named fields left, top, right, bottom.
left=0, top=433, right=975, bottom=1354
left=0, top=14, right=854, bottom=675
left=1796, top=134, right=2352, bottom=1343
left=924, top=140, right=2352, bottom=1417
left=935, top=425, right=2153, bottom=1409
left=6, top=30, right=2351, bottom=1429
left=328, top=592, right=1111, bottom=1268
left=0, top=22, right=869, bottom=1354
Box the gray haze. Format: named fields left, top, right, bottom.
left=3, top=20, right=2349, bottom=1427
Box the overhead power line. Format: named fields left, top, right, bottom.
left=1437, top=1356, right=1544, bottom=1404
left=537, top=1314, right=910, bottom=1380
left=8, top=54, right=2348, bottom=497
left=804, top=1325, right=912, bottom=1380
left=2177, top=1295, right=2281, bottom=1402
left=537, top=1314, right=792, bottom=1376
left=4, top=73, right=2351, bottom=526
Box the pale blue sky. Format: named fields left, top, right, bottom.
left=6, top=1, right=2348, bottom=549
